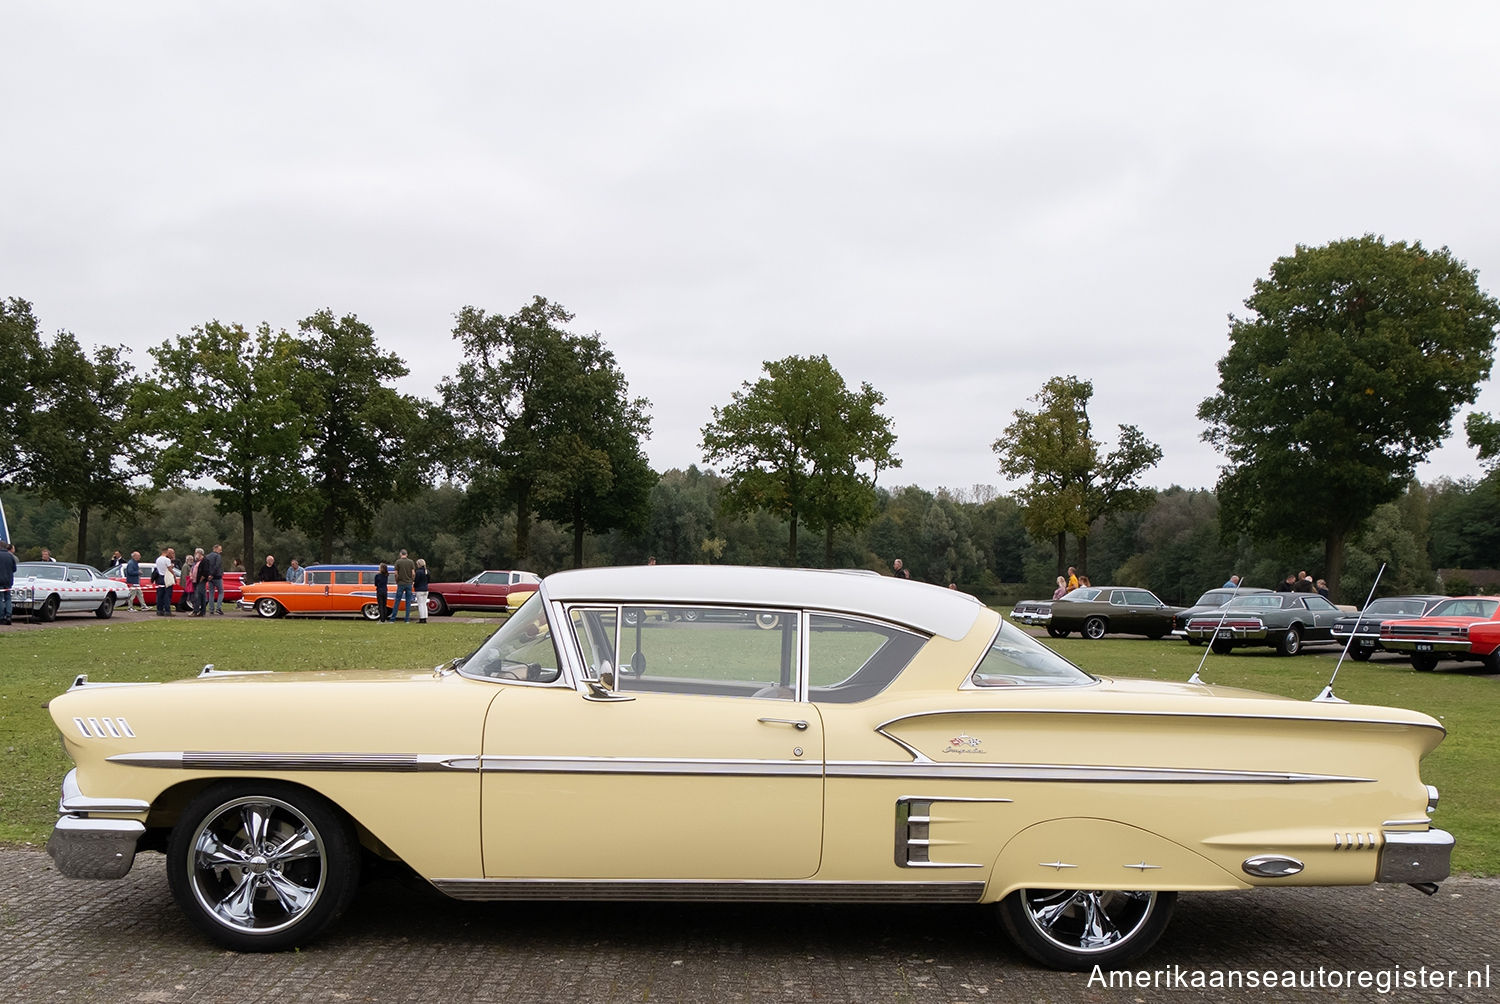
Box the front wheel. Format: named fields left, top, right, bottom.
left=999, top=888, right=1176, bottom=971
left=96, top=595, right=116, bottom=619
left=427, top=594, right=449, bottom=617
left=35, top=596, right=59, bottom=622
left=1275, top=626, right=1302, bottom=657
left=1082, top=617, right=1107, bottom=640
left=167, top=782, right=359, bottom=951
left=254, top=598, right=284, bottom=619
left=361, top=603, right=382, bottom=622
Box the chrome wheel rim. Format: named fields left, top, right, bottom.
left=254, top=598, right=280, bottom=618
left=1020, top=889, right=1157, bottom=955
left=1084, top=618, right=1105, bottom=639
left=187, top=796, right=327, bottom=936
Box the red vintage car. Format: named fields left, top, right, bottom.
left=424, top=569, right=540, bottom=616
left=1377, top=595, right=1500, bottom=672
left=106, top=563, right=246, bottom=611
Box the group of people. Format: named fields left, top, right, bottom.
left=118, top=545, right=231, bottom=616
left=373, top=549, right=430, bottom=623
left=1051, top=566, right=1092, bottom=599
left=1272, top=570, right=1331, bottom=598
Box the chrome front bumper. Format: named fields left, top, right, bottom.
left=46, top=769, right=148, bottom=880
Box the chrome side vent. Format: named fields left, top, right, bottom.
left=72, top=717, right=135, bottom=739
left=896, top=797, right=933, bottom=866
left=1334, top=832, right=1378, bottom=851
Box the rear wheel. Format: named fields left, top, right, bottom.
left=1210, top=639, right=1233, bottom=655
left=361, top=603, right=382, bottom=621
left=1349, top=646, right=1372, bottom=662
left=167, top=781, right=360, bottom=951
left=1275, top=626, right=1302, bottom=656
left=1082, top=616, right=1107, bottom=640
left=1046, top=625, right=1067, bottom=638
left=1411, top=653, right=1439, bottom=672
left=999, top=888, right=1176, bottom=971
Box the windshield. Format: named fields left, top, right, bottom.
left=1060, top=587, right=1100, bottom=602
left=1428, top=598, right=1500, bottom=619
left=458, top=592, right=562, bottom=683
left=969, top=622, right=1095, bottom=688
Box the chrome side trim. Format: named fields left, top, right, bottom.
left=67, top=674, right=159, bottom=691
left=876, top=707, right=1447, bottom=736
left=429, top=878, right=985, bottom=903
left=476, top=755, right=821, bottom=777
left=102, top=750, right=1371, bottom=784
left=831, top=761, right=1372, bottom=784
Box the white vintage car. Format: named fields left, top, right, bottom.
left=45, top=566, right=1452, bottom=970
left=14, top=561, right=124, bottom=621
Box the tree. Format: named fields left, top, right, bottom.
left=141, top=321, right=307, bottom=565
left=440, top=297, right=654, bottom=565
left=993, top=375, right=1162, bottom=576
left=0, top=297, right=44, bottom=479
left=701, top=355, right=900, bottom=565
left=1200, top=236, right=1500, bottom=598
left=295, top=310, right=426, bottom=563
left=16, top=333, right=144, bottom=561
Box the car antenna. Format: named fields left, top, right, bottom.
left=1188, top=578, right=1247, bottom=685
left=1313, top=562, right=1386, bottom=704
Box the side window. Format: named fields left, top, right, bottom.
left=1124, top=590, right=1156, bottom=606
left=307, top=570, right=332, bottom=585
left=611, top=606, right=799, bottom=700
left=808, top=614, right=924, bottom=704
left=569, top=607, right=619, bottom=684
left=335, top=571, right=361, bottom=585
left=1109, top=591, right=1128, bottom=606
left=477, top=572, right=506, bottom=585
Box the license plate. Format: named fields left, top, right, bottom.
left=1217, top=629, right=1233, bottom=640
left=1415, top=642, right=1433, bottom=653
left=1357, top=639, right=1374, bottom=649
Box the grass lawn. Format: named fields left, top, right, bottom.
left=1, top=617, right=1493, bottom=875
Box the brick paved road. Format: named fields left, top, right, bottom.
left=1, top=849, right=1494, bottom=1003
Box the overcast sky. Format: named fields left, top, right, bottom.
left=6, top=2, right=1499, bottom=495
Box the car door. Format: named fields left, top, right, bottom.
left=479, top=602, right=825, bottom=880
left=1300, top=595, right=1342, bottom=639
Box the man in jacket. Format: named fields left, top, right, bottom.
left=203, top=544, right=224, bottom=614
left=390, top=549, right=416, bottom=623
left=0, top=539, right=17, bottom=626
left=124, top=551, right=146, bottom=611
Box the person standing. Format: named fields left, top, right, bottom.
left=892, top=558, right=910, bottom=579
left=389, top=549, right=416, bottom=622
left=154, top=547, right=175, bottom=616
left=413, top=558, right=430, bottom=624
left=257, top=554, right=281, bottom=583
left=1066, top=566, right=1079, bottom=590
left=40, top=547, right=56, bottom=562
left=181, top=551, right=199, bottom=615
left=0, top=539, right=17, bottom=626
left=374, top=562, right=390, bottom=623
left=204, top=544, right=224, bottom=614
left=190, top=548, right=210, bottom=616
left=1293, top=571, right=1315, bottom=593
left=285, top=558, right=305, bottom=584
left=1223, top=574, right=1240, bottom=589
left=1051, top=576, right=1068, bottom=600
left=123, top=551, right=146, bottom=611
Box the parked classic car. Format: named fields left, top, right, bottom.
left=1181, top=591, right=1344, bottom=655
left=424, top=569, right=540, bottom=616
left=105, top=563, right=246, bottom=612
left=1041, top=586, right=1182, bottom=640
left=1377, top=596, right=1500, bottom=672
left=1171, top=587, right=1271, bottom=642
left=237, top=564, right=386, bottom=620
left=12, top=561, right=122, bottom=621
left=45, top=566, right=1453, bottom=971
left=1009, top=596, right=1055, bottom=626
left=1330, top=595, right=1449, bottom=661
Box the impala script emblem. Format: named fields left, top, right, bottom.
left=943, top=733, right=984, bottom=754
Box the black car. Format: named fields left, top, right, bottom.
left=1171, top=587, right=1271, bottom=643
left=1330, top=595, right=1448, bottom=661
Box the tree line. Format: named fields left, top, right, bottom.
left=3, top=235, right=1498, bottom=603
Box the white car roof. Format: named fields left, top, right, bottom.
left=542, top=565, right=984, bottom=641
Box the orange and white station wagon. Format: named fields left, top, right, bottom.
left=237, top=564, right=385, bottom=620
left=46, top=566, right=1453, bottom=969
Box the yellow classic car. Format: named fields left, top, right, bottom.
left=45, top=566, right=1452, bottom=970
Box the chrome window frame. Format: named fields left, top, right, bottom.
left=959, top=620, right=1099, bottom=692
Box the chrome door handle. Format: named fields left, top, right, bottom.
left=758, top=717, right=808, bottom=731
